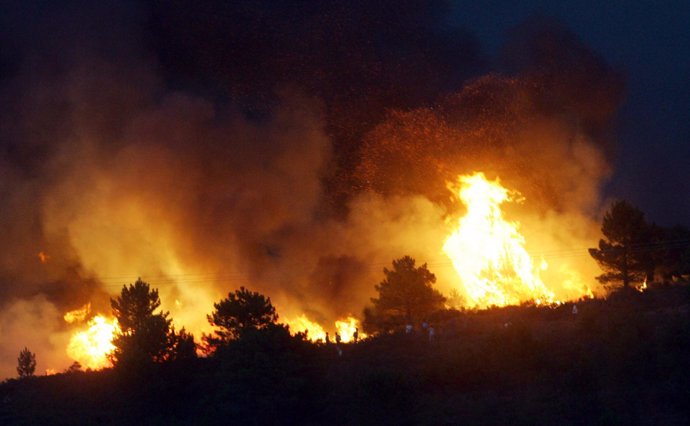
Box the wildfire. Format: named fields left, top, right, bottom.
left=66, top=315, right=119, bottom=370
left=443, top=172, right=556, bottom=307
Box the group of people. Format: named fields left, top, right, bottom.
left=324, top=328, right=360, bottom=345
left=322, top=328, right=360, bottom=357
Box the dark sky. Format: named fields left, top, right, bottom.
left=450, top=0, right=690, bottom=225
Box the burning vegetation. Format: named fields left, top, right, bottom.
left=1, top=1, right=686, bottom=390
left=55, top=168, right=599, bottom=371
left=443, top=172, right=594, bottom=307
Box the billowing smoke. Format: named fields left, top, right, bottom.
left=0, top=2, right=623, bottom=377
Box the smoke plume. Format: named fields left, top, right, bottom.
left=0, top=2, right=623, bottom=377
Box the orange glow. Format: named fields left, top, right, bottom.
left=286, top=315, right=365, bottom=343
left=63, top=303, right=91, bottom=324
left=287, top=314, right=327, bottom=342
left=66, top=315, right=119, bottom=370
left=443, top=172, right=556, bottom=307
left=37, top=251, right=50, bottom=264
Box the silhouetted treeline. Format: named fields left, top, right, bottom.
left=2, top=284, right=690, bottom=425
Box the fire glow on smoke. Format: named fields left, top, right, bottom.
left=63, top=172, right=594, bottom=369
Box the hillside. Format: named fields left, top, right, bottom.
left=2, top=284, right=690, bottom=425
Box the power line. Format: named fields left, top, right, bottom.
left=74, top=238, right=690, bottom=289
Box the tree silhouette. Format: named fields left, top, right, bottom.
left=363, top=256, right=446, bottom=333
left=205, top=287, right=278, bottom=348
left=66, top=361, right=82, bottom=373
left=17, top=347, right=36, bottom=378
left=589, top=200, right=654, bottom=289
left=110, top=278, right=172, bottom=367
left=167, top=327, right=198, bottom=362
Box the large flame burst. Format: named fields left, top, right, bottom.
left=66, top=313, right=120, bottom=370
left=443, top=172, right=556, bottom=307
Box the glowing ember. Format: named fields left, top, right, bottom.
left=66, top=315, right=119, bottom=370
left=335, top=316, right=365, bottom=343
left=443, top=172, right=556, bottom=307
left=37, top=251, right=50, bottom=264
left=287, top=314, right=327, bottom=342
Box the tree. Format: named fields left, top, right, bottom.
left=167, top=327, right=198, bottom=362
left=66, top=361, right=82, bottom=373
left=205, top=287, right=278, bottom=349
left=363, top=256, right=446, bottom=333
left=589, top=200, right=654, bottom=289
left=110, top=278, right=172, bottom=367
left=17, top=347, right=36, bottom=378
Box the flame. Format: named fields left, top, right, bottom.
left=638, top=279, right=648, bottom=293
left=286, top=314, right=366, bottom=343
left=66, top=315, right=119, bottom=370
left=63, top=303, right=91, bottom=324
left=443, top=172, right=556, bottom=307
left=287, top=314, right=327, bottom=342
left=334, top=316, right=366, bottom=343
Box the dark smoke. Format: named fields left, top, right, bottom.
left=356, top=17, right=624, bottom=211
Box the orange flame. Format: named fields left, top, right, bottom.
left=287, top=314, right=365, bottom=343
left=66, top=315, right=119, bottom=370
left=334, top=316, right=365, bottom=343
left=443, top=172, right=556, bottom=307
left=287, top=314, right=327, bottom=342
left=63, top=303, right=91, bottom=324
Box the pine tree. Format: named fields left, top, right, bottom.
left=205, top=287, right=278, bottom=349
left=110, top=278, right=172, bottom=367
left=589, top=200, right=654, bottom=289
left=17, top=347, right=36, bottom=378
left=363, top=256, right=446, bottom=333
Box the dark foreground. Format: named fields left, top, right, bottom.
left=2, top=285, right=690, bottom=425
